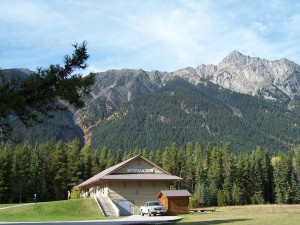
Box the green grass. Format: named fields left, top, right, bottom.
left=0, top=198, right=110, bottom=222
left=2, top=201, right=300, bottom=224
left=0, top=204, right=18, bottom=209
left=174, top=205, right=300, bottom=225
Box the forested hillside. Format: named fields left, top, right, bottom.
left=89, top=78, right=300, bottom=152
left=1, top=140, right=300, bottom=206
left=3, top=65, right=300, bottom=153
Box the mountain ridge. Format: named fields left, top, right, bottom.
left=88, top=50, right=300, bottom=107
left=2, top=51, right=300, bottom=152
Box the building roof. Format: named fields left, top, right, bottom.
left=157, top=190, right=192, bottom=198
left=77, top=155, right=182, bottom=189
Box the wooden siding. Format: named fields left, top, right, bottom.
left=158, top=196, right=190, bottom=214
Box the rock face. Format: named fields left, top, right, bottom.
left=193, top=50, right=300, bottom=102
left=87, top=51, right=300, bottom=110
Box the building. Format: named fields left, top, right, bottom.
left=77, top=154, right=182, bottom=216
left=157, top=190, right=192, bottom=214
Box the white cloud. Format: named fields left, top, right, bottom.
left=1, top=0, right=300, bottom=72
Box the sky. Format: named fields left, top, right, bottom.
left=1, top=0, right=300, bottom=74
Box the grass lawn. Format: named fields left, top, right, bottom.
left=0, top=204, right=18, bottom=209
left=0, top=198, right=110, bottom=222
left=174, top=205, right=300, bottom=225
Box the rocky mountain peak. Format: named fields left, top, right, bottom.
left=194, top=51, right=300, bottom=102
left=88, top=50, right=300, bottom=108
left=218, top=50, right=259, bottom=69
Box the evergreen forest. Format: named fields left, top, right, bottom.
left=1, top=138, right=300, bottom=206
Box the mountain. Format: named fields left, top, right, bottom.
left=79, top=76, right=299, bottom=152
left=3, top=51, right=300, bottom=152
left=73, top=51, right=300, bottom=152
left=195, top=51, right=300, bottom=105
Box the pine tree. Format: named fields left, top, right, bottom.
left=99, top=146, right=108, bottom=171
left=290, top=172, right=300, bottom=203
left=80, top=145, right=93, bottom=181
left=115, top=149, right=123, bottom=164
left=36, top=142, right=53, bottom=201
left=0, top=145, right=13, bottom=203
left=249, top=147, right=265, bottom=204
left=222, top=144, right=233, bottom=205
left=51, top=141, right=69, bottom=200
left=232, top=182, right=242, bottom=205
left=294, top=146, right=300, bottom=182
left=12, top=145, right=31, bottom=203
left=170, top=143, right=179, bottom=175
left=235, top=153, right=251, bottom=204
left=272, top=155, right=286, bottom=204
left=91, top=150, right=100, bottom=176
left=162, top=146, right=172, bottom=173
left=0, top=42, right=95, bottom=142
left=155, top=149, right=162, bottom=167
left=67, top=138, right=82, bottom=189
left=28, top=145, right=43, bottom=202
left=106, top=150, right=115, bottom=168
left=185, top=142, right=195, bottom=192
left=149, top=149, right=155, bottom=162
left=207, top=146, right=223, bottom=205
left=263, top=150, right=274, bottom=203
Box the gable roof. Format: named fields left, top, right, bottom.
left=157, top=190, right=192, bottom=198
left=77, top=154, right=182, bottom=189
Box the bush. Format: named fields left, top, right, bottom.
left=71, top=187, right=81, bottom=199
left=189, top=196, right=205, bottom=208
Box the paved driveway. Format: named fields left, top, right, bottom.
left=0, top=215, right=182, bottom=225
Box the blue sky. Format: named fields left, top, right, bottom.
left=1, top=0, right=300, bottom=73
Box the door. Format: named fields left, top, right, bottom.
left=117, top=200, right=132, bottom=216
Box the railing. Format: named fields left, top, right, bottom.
left=94, top=197, right=107, bottom=216
left=107, top=191, right=121, bottom=216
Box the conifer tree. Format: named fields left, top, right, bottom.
left=231, top=182, right=242, bottom=205
left=273, top=154, right=286, bottom=204
left=67, top=138, right=82, bottom=188
left=99, top=146, right=108, bottom=171
left=290, top=172, right=300, bottom=203
left=0, top=145, right=13, bottom=202
left=149, top=149, right=155, bottom=162
left=80, top=145, right=93, bottom=181
left=222, top=144, right=234, bottom=205
left=36, top=142, right=53, bottom=201
left=12, top=145, right=31, bottom=202
left=91, top=150, right=100, bottom=176
left=235, top=153, right=251, bottom=204
left=115, top=149, right=123, bottom=164
left=0, top=42, right=95, bottom=142
left=51, top=141, right=69, bottom=200
left=28, top=145, right=43, bottom=201
left=185, top=142, right=195, bottom=192
left=250, top=147, right=264, bottom=204
left=294, top=146, right=300, bottom=182
left=106, top=150, right=115, bottom=168
left=155, top=149, right=162, bottom=167
left=207, top=146, right=223, bottom=205
left=162, top=146, right=172, bottom=172
left=263, top=150, right=274, bottom=203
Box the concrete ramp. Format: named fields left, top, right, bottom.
left=95, top=196, right=119, bottom=217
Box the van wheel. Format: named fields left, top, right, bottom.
left=141, top=211, right=144, bottom=216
